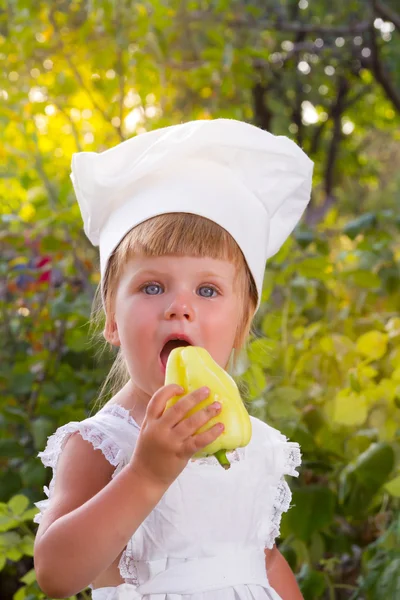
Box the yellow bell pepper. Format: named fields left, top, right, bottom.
left=165, top=346, right=252, bottom=469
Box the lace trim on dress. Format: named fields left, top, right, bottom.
left=265, top=479, right=292, bottom=549
left=118, top=539, right=139, bottom=586
left=283, top=442, right=302, bottom=477
left=80, top=423, right=126, bottom=469
left=99, top=404, right=140, bottom=430
left=265, top=441, right=301, bottom=549
left=34, top=419, right=127, bottom=524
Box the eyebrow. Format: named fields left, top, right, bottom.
left=129, top=269, right=231, bottom=282
left=196, top=271, right=230, bottom=280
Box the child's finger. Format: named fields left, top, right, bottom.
left=146, top=384, right=185, bottom=420
left=181, top=423, right=225, bottom=458
left=173, top=401, right=221, bottom=439
left=162, top=387, right=211, bottom=427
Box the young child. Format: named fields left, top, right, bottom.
left=33, top=119, right=313, bottom=600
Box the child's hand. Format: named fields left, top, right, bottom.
left=128, top=384, right=223, bottom=488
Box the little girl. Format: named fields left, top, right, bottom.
left=33, top=119, right=313, bottom=600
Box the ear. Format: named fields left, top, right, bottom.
left=103, top=314, right=121, bottom=347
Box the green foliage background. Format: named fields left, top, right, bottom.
left=0, top=1, right=399, bottom=599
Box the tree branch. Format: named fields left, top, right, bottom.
left=309, top=120, right=327, bottom=156
left=373, top=0, right=400, bottom=30
left=292, top=29, right=307, bottom=147
left=368, top=24, right=400, bottom=112
left=52, top=100, right=83, bottom=152
left=166, top=39, right=350, bottom=72
left=306, top=76, right=350, bottom=225
left=325, top=76, right=350, bottom=198
left=308, top=81, right=372, bottom=156
left=252, top=80, right=274, bottom=132
left=113, top=0, right=126, bottom=140
left=48, top=8, right=124, bottom=140
left=190, top=12, right=371, bottom=36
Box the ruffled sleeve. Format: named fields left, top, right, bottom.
left=34, top=406, right=137, bottom=525
left=264, top=436, right=301, bottom=549
left=250, top=417, right=301, bottom=549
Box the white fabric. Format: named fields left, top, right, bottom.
left=33, top=406, right=138, bottom=522
left=34, top=404, right=301, bottom=600
left=70, top=119, right=313, bottom=309
left=91, top=550, right=282, bottom=600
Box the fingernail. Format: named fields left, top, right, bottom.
left=212, top=402, right=221, bottom=410
left=201, top=386, right=210, bottom=395
left=218, top=423, right=225, bottom=431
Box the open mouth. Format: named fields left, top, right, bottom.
left=160, top=339, right=192, bottom=369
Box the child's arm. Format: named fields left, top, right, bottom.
left=34, top=432, right=167, bottom=598
left=265, top=546, right=304, bottom=600
left=34, top=384, right=222, bottom=598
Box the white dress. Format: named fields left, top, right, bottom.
left=34, top=404, right=301, bottom=600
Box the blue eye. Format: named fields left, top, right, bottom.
left=198, top=286, right=218, bottom=298
left=143, top=283, right=163, bottom=295
left=140, top=283, right=218, bottom=297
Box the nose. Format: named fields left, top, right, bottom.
left=164, top=292, right=195, bottom=321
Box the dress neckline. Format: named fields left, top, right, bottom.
left=98, top=403, right=247, bottom=466
left=99, top=403, right=141, bottom=429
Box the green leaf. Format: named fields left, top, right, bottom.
left=20, top=459, right=47, bottom=488
left=20, top=507, right=41, bottom=522
left=295, top=230, right=315, bottom=249
left=0, top=439, right=25, bottom=459
left=282, top=485, right=336, bottom=542
left=288, top=538, right=310, bottom=565
left=380, top=557, right=400, bottom=597
left=247, top=338, right=277, bottom=368
left=8, top=495, right=29, bottom=516
left=0, top=515, right=20, bottom=533
left=0, top=531, right=20, bottom=549
left=297, top=257, right=330, bottom=281
left=30, top=417, right=55, bottom=451
left=385, top=317, right=400, bottom=339
left=379, top=266, right=400, bottom=293
left=333, top=389, right=367, bottom=426
left=19, top=535, right=34, bottom=557
left=50, top=296, right=72, bottom=318
left=65, top=328, right=90, bottom=353
left=12, top=587, right=26, bottom=600
left=0, top=470, right=22, bottom=503
left=343, top=213, right=378, bottom=239
left=385, top=475, right=400, bottom=497
left=342, top=269, right=381, bottom=289
left=1, top=406, right=28, bottom=425
left=39, top=235, right=63, bottom=252
left=356, top=331, right=388, bottom=360
left=339, top=443, right=395, bottom=515
left=309, top=531, right=326, bottom=564
left=347, top=443, right=395, bottom=489
left=297, top=563, right=326, bottom=598
left=20, top=567, right=36, bottom=585
left=10, top=373, right=36, bottom=395
left=6, top=546, right=23, bottom=561
left=1, top=531, right=22, bottom=561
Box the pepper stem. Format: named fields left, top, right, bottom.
left=214, top=449, right=231, bottom=470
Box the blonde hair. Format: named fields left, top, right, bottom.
left=90, top=213, right=258, bottom=404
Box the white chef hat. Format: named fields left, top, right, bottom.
left=70, top=118, right=313, bottom=310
